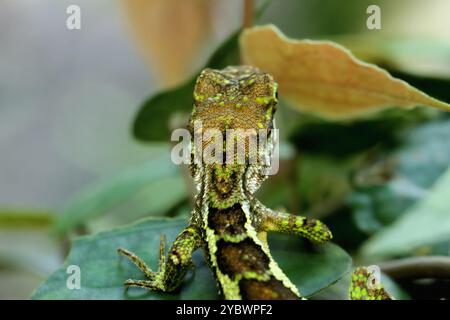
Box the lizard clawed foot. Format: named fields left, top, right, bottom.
left=117, top=234, right=167, bottom=291
left=123, top=279, right=163, bottom=290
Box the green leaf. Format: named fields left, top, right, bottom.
left=54, top=157, right=186, bottom=235
left=360, top=166, right=450, bottom=257
left=295, top=155, right=357, bottom=216
left=269, top=234, right=352, bottom=297
left=132, top=78, right=195, bottom=142
left=33, top=217, right=351, bottom=299
left=289, top=108, right=435, bottom=158
left=349, top=118, right=450, bottom=234
left=133, top=30, right=240, bottom=142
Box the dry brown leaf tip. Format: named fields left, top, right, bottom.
left=240, top=24, right=450, bottom=119
left=123, top=0, right=212, bottom=88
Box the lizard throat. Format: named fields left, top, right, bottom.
left=207, top=164, right=245, bottom=209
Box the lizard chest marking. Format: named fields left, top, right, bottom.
left=199, top=163, right=300, bottom=300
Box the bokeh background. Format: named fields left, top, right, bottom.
left=1, top=0, right=449, bottom=299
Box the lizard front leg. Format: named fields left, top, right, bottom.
left=117, top=226, right=201, bottom=293
left=255, top=205, right=333, bottom=244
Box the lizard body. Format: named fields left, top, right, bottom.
left=118, top=66, right=391, bottom=300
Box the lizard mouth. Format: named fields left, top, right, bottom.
left=190, top=121, right=273, bottom=166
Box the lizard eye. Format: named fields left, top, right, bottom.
left=275, top=90, right=278, bottom=99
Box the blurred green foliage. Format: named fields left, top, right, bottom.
left=349, top=117, right=450, bottom=234
left=53, top=156, right=186, bottom=235
left=361, top=166, right=450, bottom=257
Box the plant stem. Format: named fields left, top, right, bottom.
left=243, top=0, right=254, bottom=28
left=0, top=210, right=53, bottom=228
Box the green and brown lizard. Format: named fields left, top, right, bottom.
left=118, top=66, right=392, bottom=300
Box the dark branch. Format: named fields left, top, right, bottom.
left=379, top=256, right=450, bottom=280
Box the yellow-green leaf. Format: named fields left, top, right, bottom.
left=240, top=24, right=450, bottom=119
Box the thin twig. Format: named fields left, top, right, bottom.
left=379, top=256, right=450, bottom=280
left=243, top=0, right=254, bottom=29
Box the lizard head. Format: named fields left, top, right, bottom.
left=188, top=66, right=278, bottom=165
left=188, top=66, right=279, bottom=207
left=190, top=65, right=278, bottom=134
